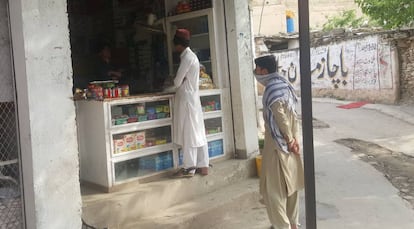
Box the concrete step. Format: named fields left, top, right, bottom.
left=81, top=158, right=256, bottom=228
left=122, top=179, right=271, bottom=229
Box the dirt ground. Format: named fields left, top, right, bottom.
left=335, top=138, right=414, bottom=209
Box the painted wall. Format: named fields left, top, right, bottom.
left=9, top=0, right=82, bottom=228
left=250, top=0, right=360, bottom=36
left=259, top=35, right=399, bottom=103
left=0, top=0, right=13, bottom=102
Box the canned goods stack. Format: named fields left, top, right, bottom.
left=86, top=81, right=130, bottom=100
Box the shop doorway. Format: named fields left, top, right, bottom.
left=0, top=0, right=24, bottom=228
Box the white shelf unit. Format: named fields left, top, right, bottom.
left=200, top=89, right=225, bottom=159
left=166, top=8, right=218, bottom=85
left=76, top=94, right=175, bottom=191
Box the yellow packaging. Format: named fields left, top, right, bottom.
left=124, top=133, right=137, bottom=151
left=163, top=105, right=170, bottom=113
left=155, top=139, right=167, bottom=145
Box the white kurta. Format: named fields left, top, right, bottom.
left=173, top=47, right=207, bottom=148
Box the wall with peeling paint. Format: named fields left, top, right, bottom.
left=0, top=0, right=13, bottom=102
left=9, top=0, right=82, bottom=228
left=256, top=34, right=400, bottom=104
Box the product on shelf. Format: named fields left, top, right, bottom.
left=146, top=137, right=156, bottom=147
left=124, top=133, right=137, bottom=151
left=156, top=113, right=167, bottom=119
left=208, top=139, right=223, bottom=157
left=138, top=152, right=173, bottom=172
left=202, top=100, right=220, bottom=112
left=121, top=85, right=130, bottom=97
left=138, top=114, right=148, bottom=122
left=127, top=116, right=138, bottom=123
left=163, top=105, right=170, bottom=113
left=206, top=127, right=221, bottom=135
left=155, top=138, right=167, bottom=145
left=137, top=104, right=145, bottom=115
left=114, top=115, right=129, bottom=125
left=113, top=138, right=126, bottom=154
left=136, top=131, right=146, bottom=149
left=155, top=105, right=164, bottom=113
left=112, top=106, right=123, bottom=116
left=148, top=113, right=157, bottom=120
left=175, top=1, right=191, bottom=14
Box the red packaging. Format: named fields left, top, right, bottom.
left=104, top=88, right=111, bottom=98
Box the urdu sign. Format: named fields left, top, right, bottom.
left=273, top=36, right=394, bottom=90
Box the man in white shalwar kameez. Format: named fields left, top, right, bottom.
left=254, top=55, right=304, bottom=229
left=172, top=29, right=209, bottom=178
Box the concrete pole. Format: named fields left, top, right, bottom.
left=224, top=0, right=259, bottom=159
left=8, top=0, right=82, bottom=228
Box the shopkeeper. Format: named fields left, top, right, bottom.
left=94, top=42, right=123, bottom=81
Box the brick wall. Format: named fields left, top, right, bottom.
left=397, top=37, right=414, bottom=103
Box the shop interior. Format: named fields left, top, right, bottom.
left=69, top=0, right=226, bottom=189
left=68, top=0, right=215, bottom=97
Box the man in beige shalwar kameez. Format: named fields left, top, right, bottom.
left=254, top=55, right=304, bottom=229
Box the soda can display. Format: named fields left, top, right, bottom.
left=117, top=87, right=122, bottom=97
left=104, top=88, right=111, bottom=98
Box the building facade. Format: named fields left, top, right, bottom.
left=5, top=0, right=259, bottom=228
left=249, top=0, right=360, bottom=36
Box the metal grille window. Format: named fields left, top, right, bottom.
left=0, top=0, right=23, bottom=228
left=0, top=103, right=21, bottom=228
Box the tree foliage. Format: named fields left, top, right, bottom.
left=323, top=10, right=374, bottom=31
left=355, top=0, right=414, bottom=29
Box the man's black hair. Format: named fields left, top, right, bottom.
left=94, top=40, right=111, bottom=54
left=254, top=55, right=277, bottom=73
left=173, top=36, right=190, bottom=47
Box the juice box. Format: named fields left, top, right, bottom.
left=136, top=131, right=146, bottom=149
left=124, top=133, right=137, bottom=151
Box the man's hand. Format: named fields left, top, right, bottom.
left=287, top=138, right=300, bottom=155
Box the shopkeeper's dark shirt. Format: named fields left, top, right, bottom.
left=94, top=59, right=115, bottom=81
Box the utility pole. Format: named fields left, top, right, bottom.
left=298, top=0, right=317, bottom=228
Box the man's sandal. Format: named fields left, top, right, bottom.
left=195, top=164, right=213, bottom=175
left=172, top=167, right=196, bottom=178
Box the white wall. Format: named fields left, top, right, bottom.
left=261, top=35, right=400, bottom=103
left=9, top=0, right=82, bottom=228
left=250, top=0, right=360, bottom=36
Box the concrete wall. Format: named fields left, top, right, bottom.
left=0, top=0, right=13, bottom=103
left=256, top=33, right=401, bottom=104
left=397, top=37, right=414, bottom=103
left=250, top=0, right=360, bottom=36
left=9, top=0, right=82, bottom=228
left=225, top=0, right=259, bottom=159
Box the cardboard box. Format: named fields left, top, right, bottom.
left=113, top=139, right=126, bottom=154
left=136, top=131, right=146, bottom=149
left=124, top=133, right=137, bottom=151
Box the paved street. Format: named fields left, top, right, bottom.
left=251, top=99, right=414, bottom=229
left=302, top=99, right=414, bottom=228
left=92, top=99, right=414, bottom=229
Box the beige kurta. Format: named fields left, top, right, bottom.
left=260, top=100, right=305, bottom=229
